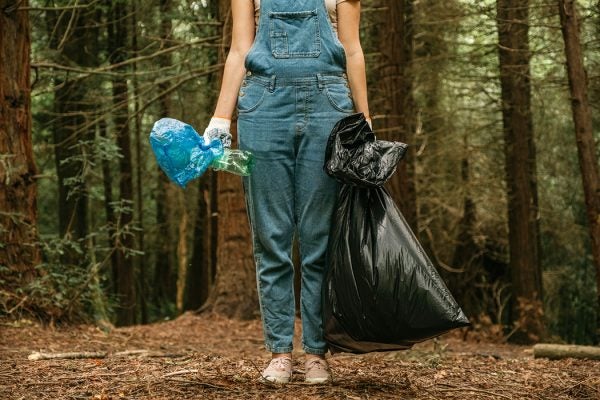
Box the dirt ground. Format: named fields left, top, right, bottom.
left=1, top=312, right=598, bottom=399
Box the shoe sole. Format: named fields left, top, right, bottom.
left=261, top=375, right=291, bottom=384
left=305, top=377, right=332, bottom=384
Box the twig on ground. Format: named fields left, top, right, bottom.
left=27, top=351, right=107, bottom=360
left=163, top=369, right=199, bottom=377
left=113, top=349, right=184, bottom=358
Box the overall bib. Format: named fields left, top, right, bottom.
left=238, top=0, right=355, bottom=354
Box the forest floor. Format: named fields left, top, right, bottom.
left=0, top=312, right=599, bottom=400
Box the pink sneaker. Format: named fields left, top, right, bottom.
left=305, top=357, right=332, bottom=384
left=261, top=356, right=292, bottom=384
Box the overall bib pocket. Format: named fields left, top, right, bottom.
left=237, top=78, right=268, bottom=114
left=269, top=9, right=321, bottom=58
left=325, top=81, right=355, bottom=113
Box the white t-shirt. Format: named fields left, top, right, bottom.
left=253, top=0, right=352, bottom=35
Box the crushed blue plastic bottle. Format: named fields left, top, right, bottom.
left=150, top=118, right=223, bottom=188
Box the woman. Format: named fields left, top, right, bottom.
left=203, top=0, right=370, bottom=384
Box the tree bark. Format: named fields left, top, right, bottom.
left=210, top=123, right=259, bottom=319
left=496, top=0, right=544, bottom=343
left=108, top=0, right=136, bottom=326
left=378, top=0, right=419, bottom=232
left=205, top=0, right=259, bottom=319
left=557, top=0, right=600, bottom=342
left=0, top=0, right=41, bottom=292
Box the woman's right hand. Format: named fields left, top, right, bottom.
left=203, top=117, right=232, bottom=148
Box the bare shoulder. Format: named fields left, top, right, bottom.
left=232, top=0, right=255, bottom=20
left=231, top=0, right=256, bottom=50
left=336, top=0, right=361, bottom=47
left=336, top=0, right=361, bottom=17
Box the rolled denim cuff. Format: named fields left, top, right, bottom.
left=265, top=344, right=294, bottom=354
left=303, top=344, right=328, bottom=355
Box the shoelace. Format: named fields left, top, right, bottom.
left=270, top=357, right=292, bottom=370
left=306, top=359, right=328, bottom=371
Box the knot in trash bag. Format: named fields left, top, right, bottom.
left=324, top=113, right=409, bottom=188
left=150, top=118, right=224, bottom=188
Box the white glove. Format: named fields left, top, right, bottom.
left=203, top=117, right=232, bottom=148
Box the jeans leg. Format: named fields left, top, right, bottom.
left=295, top=86, right=345, bottom=355
left=238, top=90, right=297, bottom=354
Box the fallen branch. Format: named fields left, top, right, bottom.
left=28, top=351, right=107, bottom=360
left=533, top=344, right=600, bottom=361
left=27, top=349, right=185, bottom=360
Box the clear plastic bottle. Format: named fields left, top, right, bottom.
left=210, top=148, right=255, bottom=176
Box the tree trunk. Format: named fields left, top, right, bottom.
left=108, top=0, right=136, bottom=326
left=99, top=119, right=119, bottom=294
left=153, top=174, right=176, bottom=307
left=159, top=0, right=190, bottom=315
left=46, top=2, right=99, bottom=265
left=211, top=124, right=259, bottom=319
left=176, top=200, right=189, bottom=313
left=130, top=0, right=148, bottom=324
left=557, top=0, right=600, bottom=342
left=496, top=0, right=544, bottom=343
left=187, top=1, right=223, bottom=311
left=187, top=178, right=211, bottom=310
left=0, top=0, right=41, bottom=294
left=378, top=0, right=419, bottom=232
left=449, top=143, right=482, bottom=315
left=205, top=0, right=259, bottom=319
left=153, top=0, right=179, bottom=313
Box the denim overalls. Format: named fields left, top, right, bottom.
left=238, top=0, right=355, bottom=355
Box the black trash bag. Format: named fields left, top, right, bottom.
left=322, top=113, right=470, bottom=354
left=324, top=112, right=409, bottom=187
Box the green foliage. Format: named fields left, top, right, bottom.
left=3, top=234, right=114, bottom=324
left=543, top=263, right=598, bottom=345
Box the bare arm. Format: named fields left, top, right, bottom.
left=212, top=0, right=256, bottom=120
left=337, top=1, right=371, bottom=126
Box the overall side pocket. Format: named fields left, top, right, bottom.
left=237, top=78, right=268, bottom=114
left=324, top=80, right=355, bottom=113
